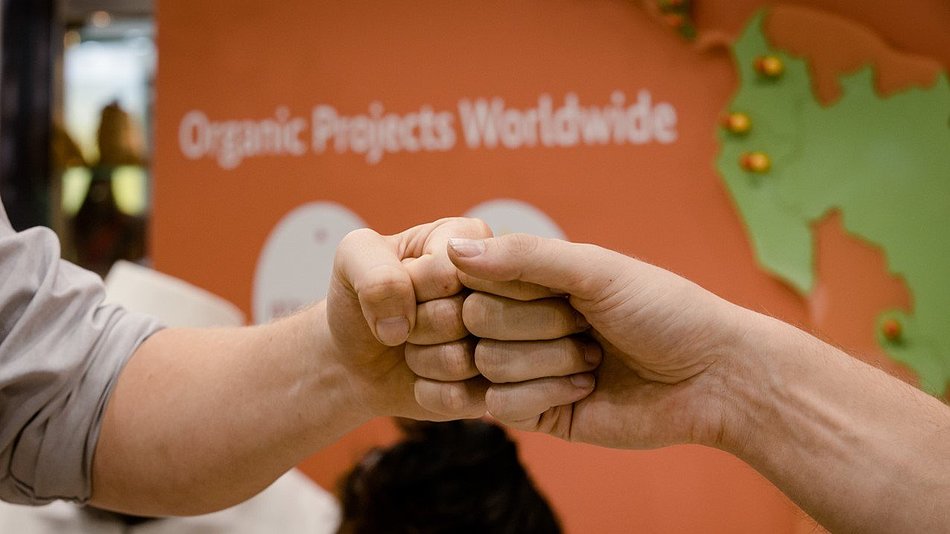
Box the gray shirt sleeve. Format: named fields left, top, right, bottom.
left=0, top=200, right=163, bottom=505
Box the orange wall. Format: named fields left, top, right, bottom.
left=152, top=1, right=948, bottom=531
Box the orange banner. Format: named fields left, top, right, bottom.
left=153, top=1, right=948, bottom=531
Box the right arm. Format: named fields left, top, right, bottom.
left=438, top=234, right=950, bottom=533
left=722, top=311, right=950, bottom=532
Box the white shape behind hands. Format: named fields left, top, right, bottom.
left=253, top=202, right=365, bottom=324
left=464, top=198, right=566, bottom=239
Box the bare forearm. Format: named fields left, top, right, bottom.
left=90, top=301, right=369, bottom=516
left=722, top=310, right=950, bottom=532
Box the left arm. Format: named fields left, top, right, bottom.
left=88, top=218, right=492, bottom=515
left=91, top=303, right=367, bottom=515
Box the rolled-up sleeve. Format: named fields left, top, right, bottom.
left=0, top=205, right=162, bottom=504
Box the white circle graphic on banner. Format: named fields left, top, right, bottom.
left=465, top=198, right=565, bottom=239
left=253, top=202, right=365, bottom=324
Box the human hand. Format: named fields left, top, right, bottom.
left=446, top=234, right=746, bottom=449
left=326, top=218, right=492, bottom=421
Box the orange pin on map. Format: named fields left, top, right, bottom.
left=881, top=318, right=902, bottom=342
left=740, top=151, right=771, bottom=173
left=722, top=111, right=752, bottom=134
left=754, top=55, right=785, bottom=78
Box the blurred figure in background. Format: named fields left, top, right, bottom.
left=72, top=100, right=146, bottom=277
left=337, top=419, right=561, bottom=534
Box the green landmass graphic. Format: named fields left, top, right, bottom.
left=717, top=11, right=950, bottom=394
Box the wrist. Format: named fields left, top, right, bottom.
left=316, top=299, right=415, bottom=422
left=295, top=302, right=376, bottom=431
left=700, top=304, right=782, bottom=454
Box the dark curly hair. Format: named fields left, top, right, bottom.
left=336, top=419, right=562, bottom=534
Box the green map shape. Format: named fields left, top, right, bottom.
left=716, top=11, right=950, bottom=394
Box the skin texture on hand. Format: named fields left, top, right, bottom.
left=91, top=218, right=491, bottom=515
left=445, top=233, right=950, bottom=533
left=325, top=217, right=494, bottom=421
left=445, top=233, right=744, bottom=449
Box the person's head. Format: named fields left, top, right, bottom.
left=336, top=419, right=562, bottom=534
left=97, top=100, right=142, bottom=166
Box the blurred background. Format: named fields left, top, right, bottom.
left=1, top=0, right=153, bottom=275
left=0, top=1, right=947, bottom=532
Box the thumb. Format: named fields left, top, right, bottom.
left=447, top=234, right=624, bottom=301
left=332, top=228, right=416, bottom=346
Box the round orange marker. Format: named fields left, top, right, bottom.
left=721, top=112, right=752, bottom=134
left=881, top=318, right=902, bottom=342
left=740, top=151, right=771, bottom=173
left=754, top=55, right=785, bottom=78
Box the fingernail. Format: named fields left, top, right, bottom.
left=584, top=344, right=602, bottom=366
left=570, top=374, right=595, bottom=388
left=448, top=238, right=486, bottom=258
left=375, top=316, right=410, bottom=346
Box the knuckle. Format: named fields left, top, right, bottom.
left=435, top=265, right=463, bottom=296
left=338, top=227, right=374, bottom=251
left=431, top=216, right=462, bottom=228
left=332, top=229, right=372, bottom=273
left=443, top=216, right=469, bottom=228
left=441, top=216, right=491, bottom=238
left=471, top=218, right=493, bottom=239
left=461, top=294, right=492, bottom=336
left=414, top=255, right=462, bottom=297
left=416, top=343, right=454, bottom=378
left=501, top=233, right=540, bottom=257
left=474, top=341, right=507, bottom=382
left=484, top=386, right=509, bottom=419
left=439, top=295, right=466, bottom=324
left=439, top=343, right=471, bottom=379
left=425, top=298, right=466, bottom=339
left=568, top=243, right=615, bottom=297
left=358, top=266, right=413, bottom=304
left=438, top=383, right=468, bottom=414
left=414, top=379, right=439, bottom=411
left=404, top=344, right=430, bottom=376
